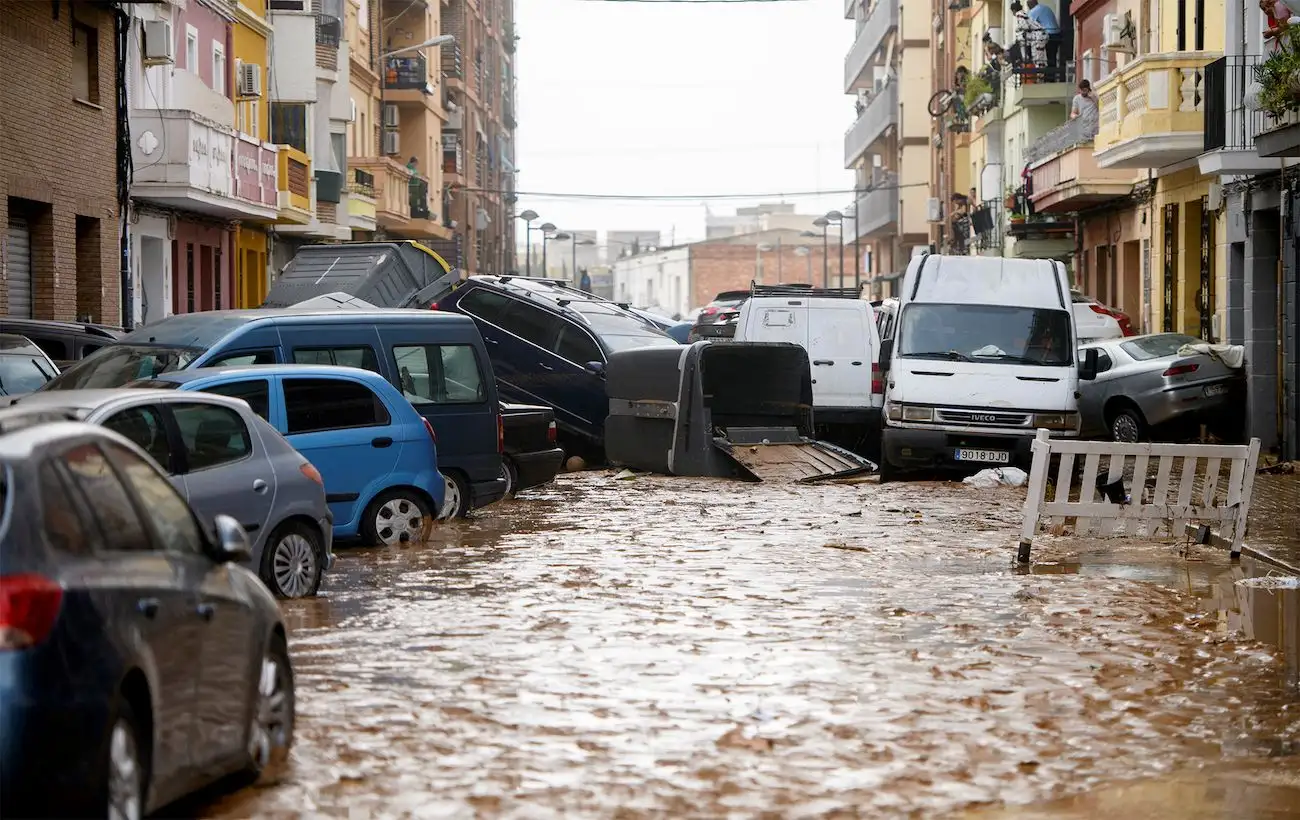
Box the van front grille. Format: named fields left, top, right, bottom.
left=936, top=409, right=1030, bottom=427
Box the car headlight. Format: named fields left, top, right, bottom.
left=886, top=403, right=902, bottom=421
left=1032, top=412, right=1078, bottom=431
left=902, top=405, right=935, bottom=423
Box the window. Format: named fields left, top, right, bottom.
left=0, top=354, right=57, bottom=394
left=393, top=345, right=486, bottom=404
left=283, top=377, right=390, bottom=434
left=292, top=346, right=380, bottom=372
left=185, top=25, right=198, bottom=74
left=102, top=405, right=174, bottom=472
left=171, top=403, right=253, bottom=471
left=1119, top=334, right=1203, bottom=361
left=33, top=339, right=68, bottom=361
left=212, top=42, right=227, bottom=96
left=270, top=102, right=309, bottom=153
left=554, top=326, right=600, bottom=366
left=40, top=462, right=91, bottom=555
left=207, top=349, right=277, bottom=367
left=59, top=443, right=152, bottom=553
left=72, top=22, right=99, bottom=104
left=497, top=302, right=563, bottom=348
left=331, top=133, right=346, bottom=174
left=358, top=0, right=369, bottom=29
left=457, top=288, right=516, bottom=325
left=199, top=379, right=271, bottom=420
left=103, top=442, right=204, bottom=556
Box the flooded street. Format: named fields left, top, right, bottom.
left=197, top=473, right=1299, bottom=819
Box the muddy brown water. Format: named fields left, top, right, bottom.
left=193, top=472, right=1299, bottom=819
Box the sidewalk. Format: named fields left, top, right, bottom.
left=1240, top=472, right=1300, bottom=574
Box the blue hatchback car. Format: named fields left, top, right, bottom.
left=143, top=365, right=446, bottom=545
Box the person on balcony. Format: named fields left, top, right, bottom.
left=1262, top=0, right=1298, bottom=50
left=1070, top=79, right=1099, bottom=138
left=1009, top=1, right=1047, bottom=81
left=1026, top=0, right=1061, bottom=72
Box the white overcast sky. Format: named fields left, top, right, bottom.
left=513, top=0, right=854, bottom=245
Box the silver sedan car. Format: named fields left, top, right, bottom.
left=1078, top=333, right=1246, bottom=442
left=8, top=388, right=334, bottom=597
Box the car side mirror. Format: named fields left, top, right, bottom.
left=878, top=338, right=894, bottom=371
left=211, top=514, right=253, bottom=563
left=1079, top=347, right=1099, bottom=381
left=584, top=360, right=606, bottom=378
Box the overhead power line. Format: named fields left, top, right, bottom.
left=575, top=0, right=808, bottom=4
left=461, top=182, right=929, bottom=201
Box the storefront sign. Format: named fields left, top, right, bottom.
left=235, top=139, right=261, bottom=204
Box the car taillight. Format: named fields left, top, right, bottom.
left=299, top=462, right=324, bottom=486
left=0, top=574, right=63, bottom=651
left=428, top=304, right=438, bottom=311
left=547, top=420, right=557, bottom=443
left=497, top=414, right=505, bottom=454
left=422, top=417, right=438, bottom=444
left=700, top=306, right=720, bottom=318
left=1117, top=314, right=1136, bottom=336
left=870, top=363, right=883, bottom=395
left=1163, top=363, right=1200, bottom=377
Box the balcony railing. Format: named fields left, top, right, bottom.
left=849, top=173, right=898, bottom=242
left=346, top=167, right=376, bottom=199
left=1203, top=55, right=1270, bottom=153
left=349, top=157, right=413, bottom=224
left=1025, top=115, right=1097, bottom=166
left=410, top=175, right=432, bottom=219
left=1094, top=51, right=1218, bottom=168
left=385, top=54, right=429, bottom=91
left=442, top=44, right=463, bottom=80
left=276, top=146, right=312, bottom=218
left=844, top=80, right=897, bottom=166
left=844, top=0, right=898, bottom=93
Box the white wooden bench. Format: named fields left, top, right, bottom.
left=1017, top=430, right=1262, bottom=563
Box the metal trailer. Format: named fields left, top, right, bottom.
left=263, top=241, right=462, bottom=309
left=604, top=340, right=876, bottom=481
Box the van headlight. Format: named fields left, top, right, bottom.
left=1032, top=412, right=1079, bottom=431
left=902, top=405, right=935, bottom=423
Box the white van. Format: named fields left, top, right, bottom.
left=877, top=254, right=1099, bottom=481
left=734, top=284, right=883, bottom=453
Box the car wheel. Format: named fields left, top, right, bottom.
left=104, top=701, right=145, bottom=820
left=363, top=489, right=433, bottom=545
left=261, top=522, right=323, bottom=599
left=500, top=457, right=519, bottom=499
left=877, top=457, right=897, bottom=484
left=439, top=471, right=470, bottom=519
left=1109, top=407, right=1145, bottom=443
left=246, top=632, right=295, bottom=780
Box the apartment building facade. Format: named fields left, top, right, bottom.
left=844, top=0, right=933, bottom=297
left=2, top=0, right=125, bottom=325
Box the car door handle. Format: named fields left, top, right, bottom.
left=252, top=478, right=268, bottom=494
left=813, top=360, right=834, bottom=366
left=539, top=363, right=554, bottom=371
left=196, top=603, right=216, bottom=622
left=485, top=337, right=499, bottom=346
left=137, top=598, right=160, bottom=619
left=371, top=436, right=394, bottom=448
left=850, top=361, right=863, bottom=366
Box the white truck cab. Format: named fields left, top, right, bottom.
left=877, top=254, right=1099, bottom=481
left=734, top=283, right=883, bottom=454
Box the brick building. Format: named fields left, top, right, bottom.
left=2, top=1, right=124, bottom=324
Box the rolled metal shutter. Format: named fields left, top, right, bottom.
left=6, top=217, right=33, bottom=318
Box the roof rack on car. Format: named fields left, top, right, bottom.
left=748, top=281, right=861, bottom=299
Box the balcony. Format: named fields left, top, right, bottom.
left=388, top=175, right=453, bottom=240
left=844, top=0, right=898, bottom=93
left=844, top=81, right=897, bottom=167
left=847, top=175, right=898, bottom=242
left=349, top=156, right=413, bottom=231
left=1198, top=56, right=1283, bottom=172
left=1094, top=52, right=1219, bottom=169
left=384, top=54, right=436, bottom=106
left=276, top=147, right=313, bottom=224
left=1026, top=118, right=1134, bottom=213
left=1006, top=215, right=1074, bottom=259
left=1008, top=61, right=1075, bottom=108
left=130, top=110, right=279, bottom=222
left=346, top=168, right=377, bottom=232
left=442, top=135, right=466, bottom=185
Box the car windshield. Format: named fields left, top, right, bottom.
left=43, top=344, right=202, bottom=390
left=898, top=303, right=1074, bottom=366
left=570, top=305, right=677, bottom=352
left=0, top=353, right=58, bottom=395
left=1120, top=333, right=1204, bottom=361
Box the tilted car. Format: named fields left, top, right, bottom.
left=0, top=333, right=59, bottom=396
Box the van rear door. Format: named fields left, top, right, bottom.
left=806, top=301, right=874, bottom=410
left=738, top=299, right=808, bottom=349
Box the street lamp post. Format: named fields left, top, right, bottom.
left=540, top=223, right=557, bottom=276
left=551, top=232, right=572, bottom=277
left=519, top=209, right=538, bottom=276
left=813, top=217, right=830, bottom=287
left=793, top=246, right=812, bottom=284
left=755, top=243, right=774, bottom=284
left=850, top=192, right=861, bottom=291
left=825, top=210, right=844, bottom=288
left=571, top=237, right=595, bottom=285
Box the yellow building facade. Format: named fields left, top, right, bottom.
left=233, top=0, right=273, bottom=308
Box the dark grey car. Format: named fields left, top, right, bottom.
left=8, top=389, right=334, bottom=598
left=1078, top=333, right=1246, bottom=442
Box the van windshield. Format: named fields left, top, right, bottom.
left=898, top=303, right=1073, bottom=366
left=42, top=344, right=202, bottom=390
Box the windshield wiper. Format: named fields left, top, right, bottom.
left=973, top=353, right=1042, bottom=365
left=905, top=350, right=973, bottom=362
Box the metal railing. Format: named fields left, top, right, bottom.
left=1204, top=55, right=1269, bottom=153
left=1025, top=115, right=1097, bottom=165
left=385, top=54, right=428, bottom=90
left=409, top=176, right=431, bottom=219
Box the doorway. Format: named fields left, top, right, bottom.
left=139, top=236, right=167, bottom=324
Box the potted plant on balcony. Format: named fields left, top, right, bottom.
left=963, top=74, right=996, bottom=117
left=1253, top=28, right=1300, bottom=118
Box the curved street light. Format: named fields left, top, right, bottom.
left=540, top=223, right=558, bottom=277
left=518, top=209, right=539, bottom=275
left=825, top=210, right=845, bottom=287
left=813, top=217, right=830, bottom=287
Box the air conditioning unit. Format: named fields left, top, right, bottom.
left=1102, top=13, right=1125, bottom=49
left=383, top=104, right=399, bottom=127
left=142, top=20, right=174, bottom=64
left=238, top=63, right=262, bottom=98
left=383, top=130, right=400, bottom=155
left=926, top=197, right=943, bottom=223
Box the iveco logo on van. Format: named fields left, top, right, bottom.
left=971, top=414, right=999, bottom=423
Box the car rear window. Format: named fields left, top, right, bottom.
left=1120, top=334, right=1204, bottom=361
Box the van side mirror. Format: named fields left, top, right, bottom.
left=1079, top=347, right=1099, bottom=381
left=878, top=338, right=894, bottom=371
left=584, top=361, right=606, bottom=378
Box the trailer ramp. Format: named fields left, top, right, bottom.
left=714, top=426, right=876, bottom=482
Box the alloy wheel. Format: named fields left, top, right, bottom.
left=248, top=655, right=291, bottom=770
left=440, top=475, right=463, bottom=519
left=107, top=719, right=142, bottom=820
left=375, top=497, right=425, bottom=544
left=272, top=533, right=317, bottom=598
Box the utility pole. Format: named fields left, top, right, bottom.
left=853, top=187, right=861, bottom=290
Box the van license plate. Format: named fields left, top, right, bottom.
left=1204, top=383, right=1229, bottom=397
left=955, top=448, right=1011, bottom=464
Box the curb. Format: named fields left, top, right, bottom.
left=1186, top=524, right=1300, bottom=576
